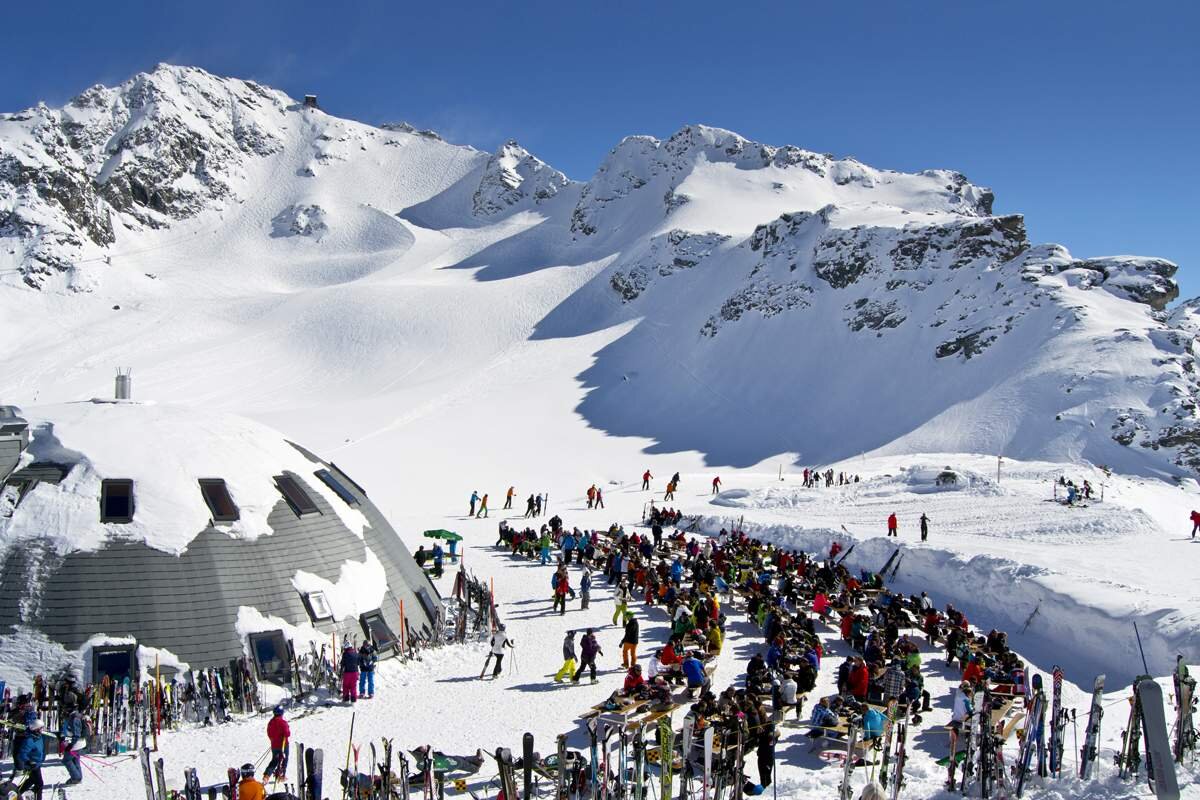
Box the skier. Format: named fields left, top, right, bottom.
left=671, top=471, right=681, bottom=486
left=642, top=469, right=653, bottom=490
left=1191, top=509, right=1200, bottom=538
left=469, top=491, right=479, bottom=517
left=711, top=476, right=721, bottom=494
left=887, top=512, right=898, bottom=537
left=664, top=481, right=675, bottom=501
left=595, top=487, right=605, bottom=509
left=573, top=629, right=603, bottom=684
left=919, top=512, right=929, bottom=542
left=505, top=486, right=514, bottom=510
left=587, top=484, right=596, bottom=508
left=620, top=611, right=639, bottom=668
left=237, top=763, right=267, bottom=800
left=524, top=494, right=536, bottom=518
left=340, top=642, right=361, bottom=703
left=264, top=705, right=291, bottom=781
left=535, top=493, right=544, bottom=516
left=555, top=631, right=578, bottom=681
left=476, top=493, right=489, bottom=519
left=487, top=624, right=514, bottom=678
left=358, top=640, right=377, bottom=699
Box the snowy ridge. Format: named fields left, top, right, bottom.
left=0, top=64, right=1197, bottom=480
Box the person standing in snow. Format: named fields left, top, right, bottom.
left=535, top=494, right=544, bottom=516
left=14, top=714, right=45, bottom=800
left=595, top=487, right=605, bottom=509
left=340, top=643, right=361, bottom=703
left=580, top=567, right=593, bottom=610
left=1190, top=510, right=1200, bottom=538
left=642, top=470, right=653, bottom=490
left=587, top=484, right=596, bottom=509
left=487, top=625, right=513, bottom=678
left=555, top=631, right=578, bottom=682
left=476, top=493, right=489, bottom=519
left=58, top=705, right=84, bottom=785
left=664, top=482, right=676, bottom=501
left=711, top=476, right=721, bottom=494
left=620, top=611, right=639, bottom=668
left=553, top=567, right=571, bottom=615
left=525, top=494, right=536, bottom=518
left=573, top=629, right=603, bottom=684
left=671, top=471, right=681, bottom=486
left=919, top=513, right=929, bottom=542
left=263, top=705, right=291, bottom=780
left=887, top=512, right=898, bottom=537
left=505, top=486, right=514, bottom=510
left=612, top=580, right=632, bottom=625
left=469, top=491, right=479, bottom=517
left=358, top=640, right=377, bottom=699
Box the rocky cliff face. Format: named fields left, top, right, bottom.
left=1, top=65, right=290, bottom=289
left=473, top=140, right=570, bottom=217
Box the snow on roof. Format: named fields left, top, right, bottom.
left=0, top=400, right=369, bottom=556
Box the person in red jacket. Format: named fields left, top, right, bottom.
left=660, top=639, right=681, bottom=667
left=840, top=612, right=854, bottom=642
left=622, top=664, right=645, bottom=694
left=887, top=513, right=898, bottom=537
left=263, top=706, right=290, bottom=781
left=848, top=657, right=870, bottom=700
left=1191, top=509, right=1200, bottom=538
left=962, top=655, right=985, bottom=686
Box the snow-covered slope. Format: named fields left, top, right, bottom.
left=0, top=63, right=1195, bottom=482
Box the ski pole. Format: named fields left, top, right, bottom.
left=343, top=711, right=356, bottom=800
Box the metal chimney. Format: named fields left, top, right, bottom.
left=115, top=368, right=132, bottom=400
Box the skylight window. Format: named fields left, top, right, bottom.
left=314, top=468, right=359, bottom=507
left=100, top=479, right=135, bottom=523
left=199, top=478, right=240, bottom=523
left=274, top=474, right=320, bottom=517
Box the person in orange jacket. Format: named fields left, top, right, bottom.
left=237, top=763, right=266, bottom=800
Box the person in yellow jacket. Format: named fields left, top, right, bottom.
left=705, top=620, right=723, bottom=654
left=554, top=631, right=578, bottom=681
left=237, top=764, right=266, bottom=800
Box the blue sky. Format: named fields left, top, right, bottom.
left=4, top=1, right=1197, bottom=295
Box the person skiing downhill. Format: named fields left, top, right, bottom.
left=264, top=705, right=291, bottom=781
left=919, top=512, right=930, bottom=542
left=642, top=470, right=653, bottom=490
left=887, top=512, right=898, bottom=537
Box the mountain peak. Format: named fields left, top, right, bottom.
left=472, top=139, right=571, bottom=217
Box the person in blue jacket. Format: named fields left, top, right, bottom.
left=681, top=653, right=707, bottom=696
left=58, top=707, right=85, bottom=785
left=16, top=712, right=46, bottom=798
left=562, top=531, right=577, bottom=566
left=862, top=706, right=885, bottom=740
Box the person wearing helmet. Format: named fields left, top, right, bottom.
left=238, top=763, right=266, bottom=800
left=263, top=706, right=290, bottom=782
left=15, top=713, right=46, bottom=798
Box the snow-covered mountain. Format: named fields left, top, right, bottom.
left=0, top=64, right=1195, bottom=481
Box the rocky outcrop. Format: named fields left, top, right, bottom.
left=473, top=141, right=570, bottom=217
left=610, top=230, right=730, bottom=302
